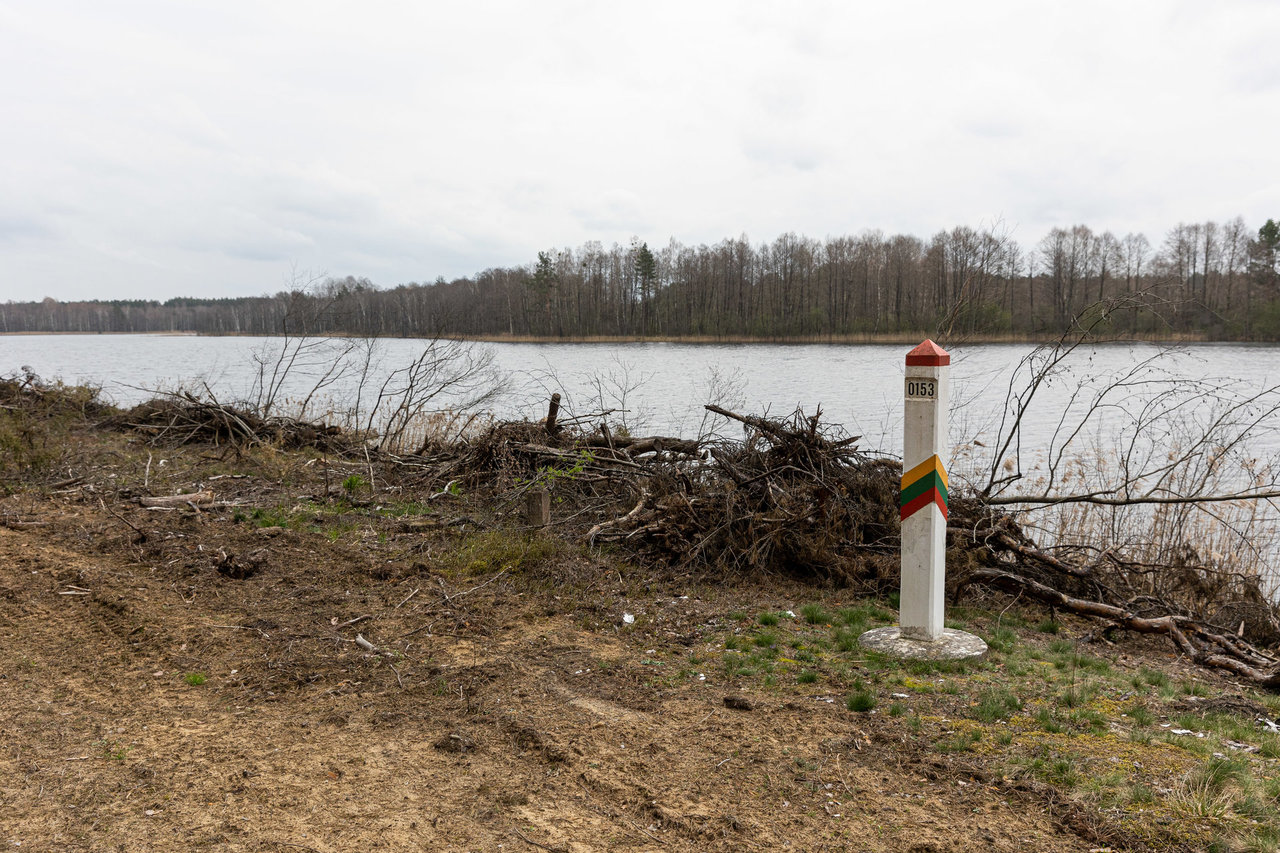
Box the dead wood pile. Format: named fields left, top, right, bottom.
left=416, top=404, right=961, bottom=591
left=423, top=401, right=1280, bottom=688
left=585, top=405, right=906, bottom=588
left=112, top=394, right=350, bottom=452
left=0, top=368, right=111, bottom=418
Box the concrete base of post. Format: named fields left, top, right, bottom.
left=857, top=626, right=988, bottom=661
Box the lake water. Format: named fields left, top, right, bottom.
left=5, top=334, right=1280, bottom=456
left=7, top=333, right=1280, bottom=458
left=7, top=334, right=1280, bottom=593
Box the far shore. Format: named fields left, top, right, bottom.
left=0, top=330, right=1219, bottom=345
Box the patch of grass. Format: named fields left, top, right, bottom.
left=1068, top=708, right=1108, bottom=734
left=381, top=500, right=433, bottom=518
left=840, top=603, right=895, bottom=625
left=973, top=687, right=1022, bottom=723
left=1170, top=777, right=1233, bottom=824
left=986, top=627, right=1018, bottom=654
left=1056, top=683, right=1097, bottom=709
left=936, top=729, right=983, bottom=753
left=905, top=658, right=973, bottom=677
left=1247, top=824, right=1280, bottom=853
left=446, top=530, right=559, bottom=575
left=1123, top=705, right=1155, bottom=727
left=721, top=652, right=755, bottom=678
left=1036, top=619, right=1061, bottom=634
left=1126, top=782, right=1157, bottom=805
left=183, top=672, right=207, bottom=686
left=1138, top=667, right=1171, bottom=688
left=797, top=671, right=818, bottom=684
left=832, top=627, right=860, bottom=653
left=846, top=691, right=876, bottom=713
left=250, top=507, right=290, bottom=528
left=1024, top=755, right=1080, bottom=787
left=1064, top=652, right=1111, bottom=675
left=754, top=631, right=778, bottom=648
left=1190, top=755, right=1249, bottom=793
left=888, top=702, right=905, bottom=717
left=757, top=612, right=780, bottom=627
left=799, top=603, right=829, bottom=625
left=1034, top=708, right=1065, bottom=734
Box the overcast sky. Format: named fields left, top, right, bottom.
left=2, top=0, right=1278, bottom=302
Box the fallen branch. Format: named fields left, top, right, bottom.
left=0, top=518, right=50, bottom=530
left=586, top=489, right=650, bottom=543
left=966, top=568, right=1280, bottom=689
left=140, top=491, right=214, bottom=508
left=436, top=570, right=508, bottom=606
left=581, top=434, right=702, bottom=457
left=984, top=489, right=1280, bottom=507
left=99, top=497, right=147, bottom=543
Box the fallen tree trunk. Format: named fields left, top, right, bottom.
left=965, top=568, right=1280, bottom=689
left=581, top=435, right=702, bottom=457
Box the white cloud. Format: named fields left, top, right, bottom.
left=1, top=0, right=1278, bottom=300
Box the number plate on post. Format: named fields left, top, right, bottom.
left=904, top=378, right=937, bottom=400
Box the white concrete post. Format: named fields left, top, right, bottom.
left=899, top=340, right=950, bottom=641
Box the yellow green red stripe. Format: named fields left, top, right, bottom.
left=901, top=454, right=948, bottom=520
left=902, top=455, right=949, bottom=490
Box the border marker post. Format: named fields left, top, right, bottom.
left=900, top=339, right=949, bottom=640
left=858, top=340, right=986, bottom=661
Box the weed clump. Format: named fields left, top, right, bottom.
left=847, top=690, right=876, bottom=713
left=0, top=369, right=108, bottom=483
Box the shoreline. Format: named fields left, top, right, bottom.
left=0, top=330, right=1219, bottom=345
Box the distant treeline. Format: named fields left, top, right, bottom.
left=7, top=218, right=1280, bottom=340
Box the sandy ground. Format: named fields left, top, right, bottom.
left=0, top=484, right=1109, bottom=853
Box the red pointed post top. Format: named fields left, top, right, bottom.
left=905, top=340, right=950, bottom=366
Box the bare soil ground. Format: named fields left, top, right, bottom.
left=1, top=427, right=1273, bottom=852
